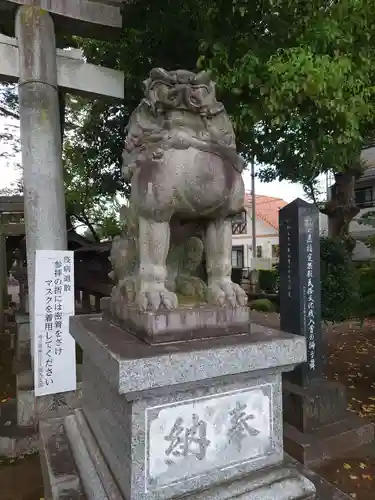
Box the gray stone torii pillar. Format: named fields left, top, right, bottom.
left=15, top=6, right=67, bottom=348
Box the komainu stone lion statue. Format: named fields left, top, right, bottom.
left=110, top=68, right=247, bottom=312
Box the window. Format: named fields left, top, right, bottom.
left=231, top=246, right=244, bottom=268
left=232, top=211, right=246, bottom=223
left=355, top=187, right=373, bottom=208
left=232, top=211, right=247, bottom=234
left=256, top=245, right=263, bottom=258
left=272, top=245, right=279, bottom=258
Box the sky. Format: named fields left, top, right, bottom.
left=0, top=114, right=21, bottom=192
left=242, top=168, right=308, bottom=202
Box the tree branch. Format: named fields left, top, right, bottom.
left=0, top=103, right=76, bottom=130
left=304, top=179, right=319, bottom=206
left=79, top=210, right=100, bottom=242
left=0, top=105, right=19, bottom=120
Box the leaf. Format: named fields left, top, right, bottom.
left=343, top=463, right=352, bottom=470
left=359, top=462, right=368, bottom=469
left=349, top=475, right=358, bottom=480
left=362, top=474, right=372, bottom=480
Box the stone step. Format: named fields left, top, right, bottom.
left=38, top=411, right=351, bottom=500
left=287, top=456, right=352, bottom=499
left=335, top=440, right=375, bottom=459
left=284, top=412, right=374, bottom=467
left=39, top=416, right=87, bottom=499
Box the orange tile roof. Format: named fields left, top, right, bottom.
left=243, top=193, right=288, bottom=230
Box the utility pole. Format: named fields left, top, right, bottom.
left=251, top=158, right=257, bottom=260
left=249, top=157, right=259, bottom=293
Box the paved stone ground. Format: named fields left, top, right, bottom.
left=251, top=311, right=375, bottom=500
left=0, top=454, right=44, bottom=500
left=0, top=318, right=44, bottom=500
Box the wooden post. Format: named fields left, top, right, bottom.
left=95, top=294, right=101, bottom=313
left=82, top=291, right=91, bottom=312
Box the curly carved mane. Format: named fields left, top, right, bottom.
left=122, top=68, right=244, bottom=181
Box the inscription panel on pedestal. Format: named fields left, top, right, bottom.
left=145, top=384, right=275, bottom=492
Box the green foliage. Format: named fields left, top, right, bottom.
left=0, top=84, right=22, bottom=189
left=71, top=0, right=375, bottom=201
left=250, top=298, right=276, bottom=313
left=201, top=0, right=375, bottom=187
left=69, top=0, right=204, bottom=201
left=357, top=262, right=375, bottom=318
left=320, top=237, right=360, bottom=322
left=74, top=1, right=375, bottom=244
left=63, top=95, right=125, bottom=239
left=258, top=269, right=278, bottom=294
left=4, top=1, right=375, bottom=237
left=367, top=234, right=375, bottom=249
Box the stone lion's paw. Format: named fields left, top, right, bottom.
left=136, top=286, right=178, bottom=311
left=120, top=277, right=137, bottom=303
left=176, top=276, right=207, bottom=300
left=207, top=280, right=247, bottom=307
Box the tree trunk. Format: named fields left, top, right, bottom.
left=321, top=171, right=360, bottom=252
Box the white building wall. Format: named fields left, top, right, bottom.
left=232, top=206, right=332, bottom=269
left=319, top=212, right=329, bottom=236
left=232, top=208, right=279, bottom=268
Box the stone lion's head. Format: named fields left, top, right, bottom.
left=142, top=68, right=224, bottom=117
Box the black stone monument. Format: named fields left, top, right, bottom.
left=279, top=199, right=374, bottom=466
left=279, top=198, right=323, bottom=386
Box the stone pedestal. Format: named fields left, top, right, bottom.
left=283, top=378, right=374, bottom=466
left=37, top=314, right=350, bottom=499
left=14, top=311, right=29, bottom=349
left=0, top=313, right=83, bottom=457
left=13, top=313, right=36, bottom=429
left=102, top=297, right=251, bottom=343
left=0, top=312, right=36, bottom=458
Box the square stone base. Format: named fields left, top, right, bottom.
left=101, top=296, right=251, bottom=343
left=284, top=415, right=374, bottom=467
left=283, top=379, right=374, bottom=466
left=68, top=315, right=317, bottom=500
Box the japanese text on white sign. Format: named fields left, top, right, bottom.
left=34, top=250, right=76, bottom=396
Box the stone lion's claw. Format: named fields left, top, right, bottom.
left=161, top=291, right=178, bottom=310
left=136, top=287, right=178, bottom=312
left=207, top=280, right=247, bottom=308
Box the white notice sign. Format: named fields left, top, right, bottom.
left=34, top=250, right=76, bottom=396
